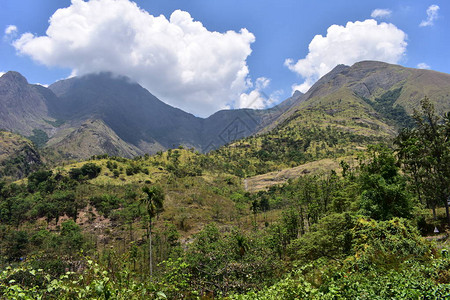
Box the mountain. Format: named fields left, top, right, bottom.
left=0, top=130, right=42, bottom=179
left=1, top=61, right=449, bottom=163
left=49, top=73, right=204, bottom=151
left=212, top=61, right=450, bottom=177
left=0, top=71, right=58, bottom=136
left=268, top=61, right=450, bottom=133
left=0, top=71, right=289, bottom=159
left=43, top=119, right=144, bottom=161
left=47, top=72, right=288, bottom=154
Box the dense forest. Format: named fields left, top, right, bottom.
left=0, top=98, right=449, bottom=299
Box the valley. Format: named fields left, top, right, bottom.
left=0, top=61, right=449, bottom=298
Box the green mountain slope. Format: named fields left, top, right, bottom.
left=1, top=61, right=448, bottom=163
left=0, top=130, right=42, bottom=179
left=209, top=61, right=450, bottom=177
left=270, top=61, right=450, bottom=132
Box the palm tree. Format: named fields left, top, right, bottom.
left=141, top=185, right=164, bottom=278
left=234, top=232, right=249, bottom=258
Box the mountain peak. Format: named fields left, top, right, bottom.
left=351, top=60, right=393, bottom=69
left=292, top=90, right=303, bottom=98
left=1, top=71, right=29, bottom=85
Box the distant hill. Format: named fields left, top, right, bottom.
left=0, top=61, right=449, bottom=163
left=49, top=73, right=291, bottom=154
left=212, top=61, right=450, bottom=177
left=0, top=71, right=288, bottom=160
left=266, top=61, right=450, bottom=133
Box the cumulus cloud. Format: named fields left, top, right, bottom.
left=238, top=90, right=268, bottom=109
left=285, top=19, right=407, bottom=93
left=371, top=9, right=392, bottom=19
left=3, top=25, right=18, bottom=41
left=417, top=62, right=431, bottom=69
left=12, top=0, right=255, bottom=117
left=237, top=77, right=276, bottom=109
left=5, top=25, right=17, bottom=35
left=420, top=5, right=439, bottom=27
left=0, top=72, right=5, bottom=77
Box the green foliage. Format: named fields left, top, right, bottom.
left=158, top=258, right=192, bottom=298
left=89, top=194, right=121, bottom=217
left=27, top=129, right=49, bottom=148
left=395, top=97, right=450, bottom=222
left=27, top=170, right=54, bottom=193
left=350, top=217, right=431, bottom=270
left=362, top=88, right=415, bottom=129
left=44, top=119, right=65, bottom=127
left=141, top=185, right=164, bottom=219
left=0, top=258, right=160, bottom=299
left=232, top=217, right=448, bottom=300
left=186, top=223, right=283, bottom=295
left=288, top=213, right=354, bottom=262
left=80, top=163, right=102, bottom=179
left=70, top=163, right=101, bottom=180
left=4, top=230, right=29, bottom=262
left=60, top=220, right=85, bottom=253
left=358, top=145, right=413, bottom=220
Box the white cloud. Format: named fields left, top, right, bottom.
left=237, top=77, right=278, bottom=109
left=3, top=25, right=18, bottom=41
left=417, top=62, right=431, bottom=69
left=420, top=5, right=439, bottom=27
left=4, top=25, right=17, bottom=35
left=291, top=82, right=311, bottom=94
left=0, top=72, right=5, bottom=77
left=371, top=9, right=392, bottom=19
left=238, top=90, right=268, bottom=109
left=12, top=0, right=255, bottom=117
left=34, top=83, right=49, bottom=87
left=255, top=77, right=270, bottom=90
left=285, top=19, right=407, bottom=93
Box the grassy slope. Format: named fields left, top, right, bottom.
left=209, top=86, right=393, bottom=178
left=245, top=156, right=357, bottom=192
left=212, top=62, right=449, bottom=180
left=396, top=68, right=450, bottom=114
left=43, top=149, right=246, bottom=243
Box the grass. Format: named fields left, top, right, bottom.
left=245, top=156, right=357, bottom=192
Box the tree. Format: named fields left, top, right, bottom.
left=395, top=98, right=450, bottom=223
left=140, top=185, right=164, bottom=278
left=358, top=144, right=412, bottom=221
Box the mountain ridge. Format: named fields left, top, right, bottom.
left=1, top=61, right=449, bottom=164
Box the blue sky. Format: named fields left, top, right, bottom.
left=1, top=0, right=448, bottom=117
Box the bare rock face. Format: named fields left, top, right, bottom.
left=45, top=119, right=144, bottom=161
left=0, top=72, right=57, bottom=136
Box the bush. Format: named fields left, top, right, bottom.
left=69, top=163, right=101, bottom=180
left=80, top=163, right=101, bottom=179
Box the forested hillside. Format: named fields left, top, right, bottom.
left=0, top=98, right=449, bottom=299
